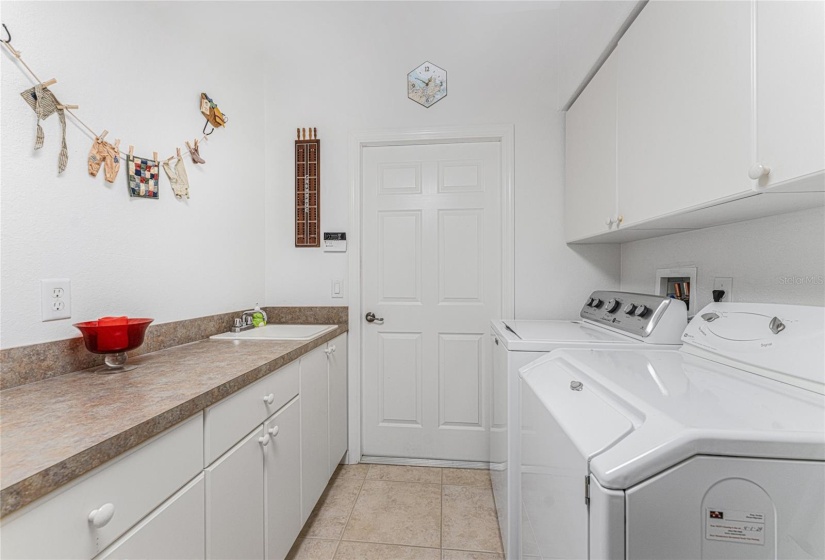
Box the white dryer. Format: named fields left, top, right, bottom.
left=519, top=302, right=825, bottom=559
left=490, top=291, right=687, bottom=559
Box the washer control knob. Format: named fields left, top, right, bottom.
left=634, top=304, right=649, bottom=317
left=591, top=298, right=603, bottom=308
left=624, top=303, right=637, bottom=315
left=605, top=299, right=620, bottom=313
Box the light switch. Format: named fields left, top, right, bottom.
left=332, top=279, right=343, bottom=298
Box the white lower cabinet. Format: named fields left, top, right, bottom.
left=205, top=426, right=266, bottom=560
left=264, top=398, right=302, bottom=560
left=300, top=345, right=330, bottom=523
left=327, top=334, right=348, bottom=475
left=96, top=474, right=205, bottom=560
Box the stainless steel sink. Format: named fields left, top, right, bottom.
left=210, top=324, right=337, bottom=341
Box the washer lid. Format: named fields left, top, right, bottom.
left=521, top=347, right=825, bottom=490
left=492, top=320, right=636, bottom=351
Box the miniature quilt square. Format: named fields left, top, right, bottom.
left=126, top=154, right=159, bottom=199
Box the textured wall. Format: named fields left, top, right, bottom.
left=620, top=207, right=825, bottom=311
left=0, top=2, right=267, bottom=348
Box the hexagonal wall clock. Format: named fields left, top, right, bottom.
left=407, top=61, right=447, bottom=108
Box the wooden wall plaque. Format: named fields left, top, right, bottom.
left=295, top=127, right=320, bottom=247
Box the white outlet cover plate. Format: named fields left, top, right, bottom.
left=41, top=279, right=71, bottom=321
left=713, top=277, right=733, bottom=302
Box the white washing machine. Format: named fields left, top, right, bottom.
left=519, top=302, right=825, bottom=559
left=490, top=291, right=687, bottom=559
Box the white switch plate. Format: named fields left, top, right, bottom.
left=713, top=277, right=732, bottom=302
left=331, top=278, right=343, bottom=299
left=41, top=279, right=71, bottom=321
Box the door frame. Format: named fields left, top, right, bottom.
left=346, top=124, right=515, bottom=463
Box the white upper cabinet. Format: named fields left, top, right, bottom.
left=617, top=0, right=753, bottom=227
left=565, top=50, right=619, bottom=242
left=755, top=0, right=825, bottom=190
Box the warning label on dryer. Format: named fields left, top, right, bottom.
left=705, top=509, right=765, bottom=545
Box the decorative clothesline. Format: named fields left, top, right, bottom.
left=0, top=38, right=212, bottom=163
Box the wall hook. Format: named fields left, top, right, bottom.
left=1, top=24, right=11, bottom=44
left=202, top=120, right=214, bottom=136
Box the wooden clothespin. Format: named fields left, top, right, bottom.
left=129, top=145, right=134, bottom=157
left=176, top=147, right=182, bottom=158
left=40, top=78, right=57, bottom=88
left=153, top=151, right=158, bottom=162
left=57, top=104, right=79, bottom=110
left=114, top=139, right=121, bottom=151
left=99, top=130, right=108, bottom=141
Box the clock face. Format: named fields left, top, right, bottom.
left=407, top=61, right=447, bottom=108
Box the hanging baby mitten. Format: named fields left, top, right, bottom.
left=186, top=139, right=205, bottom=164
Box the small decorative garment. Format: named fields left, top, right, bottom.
left=186, top=139, right=205, bottom=164
left=88, top=137, right=121, bottom=183
left=126, top=155, right=159, bottom=199
left=20, top=84, right=68, bottom=173
left=162, top=151, right=190, bottom=199
left=200, top=93, right=227, bottom=129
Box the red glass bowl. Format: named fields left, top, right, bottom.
left=73, top=318, right=153, bottom=372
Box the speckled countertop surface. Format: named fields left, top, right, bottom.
left=0, top=325, right=347, bottom=517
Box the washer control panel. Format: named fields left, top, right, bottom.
left=581, top=291, right=684, bottom=339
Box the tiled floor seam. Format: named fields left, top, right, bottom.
left=335, top=471, right=368, bottom=553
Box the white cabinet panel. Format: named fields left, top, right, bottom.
left=96, top=474, right=205, bottom=560
left=565, top=49, right=619, bottom=241
left=205, top=426, right=265, bottom=560
left=299, top=346, right=330, bottom=524
left=264, top=399, right=302, bottom=560
left=0, top=414, right=203, bottom=560
left=756, top=0, right=825, bottom=189
left=617, top=0, right=752, bottom=226
left=328, top=334, right=348, bottom=474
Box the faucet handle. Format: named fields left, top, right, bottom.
left=234, top=318, right=242, bottom=328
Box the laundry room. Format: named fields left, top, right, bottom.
left=1, top=2, right=822, bottom=560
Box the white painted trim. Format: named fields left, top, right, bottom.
left=346, top=124, right=516, bottom=464
left=360, top=456, right=490, bottom=470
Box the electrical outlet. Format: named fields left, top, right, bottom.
left=41, top=279, right=71, bottom=321
left=331, top=278, right=343, bottom=299
left=713, top=277, right=732, bottom=302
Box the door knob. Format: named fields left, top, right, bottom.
left=365, top=312, right=384, bottom=324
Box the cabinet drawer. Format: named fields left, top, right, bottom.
left=96, top=474, right=205, bottom=560
left=0, top=413, right=203, bottom=560
left=204, top=359, right=299, bottom=466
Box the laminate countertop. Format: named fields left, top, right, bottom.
left=0, top=324, right=347, bottom=518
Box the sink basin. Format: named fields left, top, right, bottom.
left=211, top=324, right=337, bottom=341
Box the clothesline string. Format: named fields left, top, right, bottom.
left=1, top=39, right=210, bottom=162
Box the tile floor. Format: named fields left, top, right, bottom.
left=287, top=464, right=504, bottom=560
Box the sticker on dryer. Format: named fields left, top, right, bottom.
left=705, top=508, right=765, bottom=545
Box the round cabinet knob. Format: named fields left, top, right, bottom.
left=324, top=347, right=333, bottom=355
left=605, top=217, right=616, bottom=229
left=263, top=393, right=275, bottom=405
left=330, top=345, right=336, bottom=353
left=748, top=163, right=771, bottom=180
left=634, top=304, right=649, bottom=317
left=624, top=303, right=637, bottom=315
left=88, top=503, right=115, bottom=528
left=268, top=425, right=280, bottom=438
left=259, top=433, right=270, bottom=447
left=605, top=299, right=620, bottom=313
left=591, top=298, right=603, bottom=308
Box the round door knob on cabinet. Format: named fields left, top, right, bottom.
left=634, top=305, right=649, bottom=317
left=88, top=503, right=115, bottom=528
left=259, top=433, right=270, bottom=447
left=605, top=299, right=620, bottom=313
left=624, top=303, right=637, bottom=315
left=605, top=217, right=616, bottom=229
left=268, top=426, right=280, bottom=438
left=330, top=345, right=336, bottom=353
left=263, top=393, right=275, bottom=405
left=324, top=347, right=333, bottom=355
left=748, top=163, right=771, bottom=180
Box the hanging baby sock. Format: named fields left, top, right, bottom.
left=162, top=151, right=190, bottom=199
left=186, top=139, right=205, bottom=164
left=126, top=154, right=159, bottom=199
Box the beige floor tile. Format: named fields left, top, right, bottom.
left=335, top=541, right=441, bottom=560
left=286, top=538, right=339, bottom=560
left=366, top=464, right=442, bottom=484
left=442, top=551, right=504, bottom=560
left=333, top=463, right=371, bottom=480
left=301, top=476, right=364, bottom=539
left=441, top=468, right=491, bottom=488
left=342, top=480, right=442, bottom=548
left=442, top=485, right=503, bottom=554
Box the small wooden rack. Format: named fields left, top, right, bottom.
left=295, top=127, right=320, bottom=247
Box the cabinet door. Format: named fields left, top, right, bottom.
left=328, top=334, right=348, bottom=475
left=300, top=346, right=330, bottom=523
left=565, top=49, right=619, bottom=241
left=205, top=426, right=265, bottom=560
left=756, top=0, right=825, bottom=189
left=96, top=474, right=205, bottom=560
left=264, top=398, right=302, bottom=560
left=617, top=0, right=752, bottom=225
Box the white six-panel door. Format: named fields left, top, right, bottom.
left=361, top=142, right=502, bottom=461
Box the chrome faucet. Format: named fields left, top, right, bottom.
left=231, top=305, right=268, bottom=333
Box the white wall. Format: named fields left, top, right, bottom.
left=620, top=207, right=825, bottom=311
left=262, top=2, right=621, bottom=319
left=0, top=2, right=267, bottom=348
